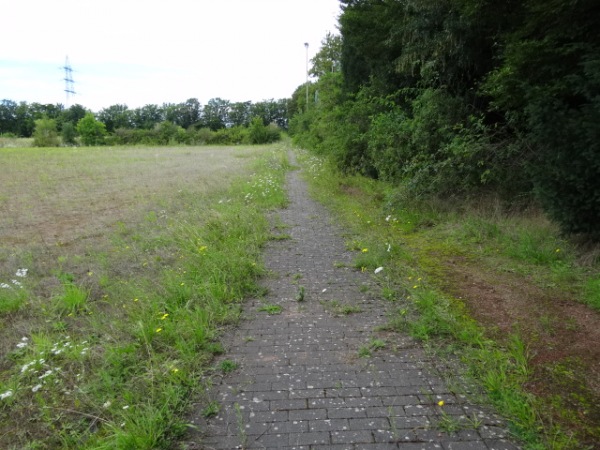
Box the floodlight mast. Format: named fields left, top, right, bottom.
left=304, top=42, right=309, bottom=111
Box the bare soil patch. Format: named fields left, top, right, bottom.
left=442, top=257, right=600, bottom=446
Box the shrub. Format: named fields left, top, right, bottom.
left=60, top=122, right=77, bottom=146
left=32, top=117, right=59, bottom=147
left=77, top=113, right=106, bottom=146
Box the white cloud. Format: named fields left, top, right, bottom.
left=0, top=0, right=340, bottom=110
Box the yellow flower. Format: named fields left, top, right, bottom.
left=133, top=298, right=139, bottom=302
left=361, top=266, right=367, bottom=272
left=413, top=285, right=418, bottom=289
left=172, top=368, right=179, bottom=373
left=555, top=248, right=561, bottom=253
left=160, top=313, right=169, bottom=320
left=438, top=400, right=445, bottom=407
left=156, top=328, right=162, bottom=333
left=361, top=248, right=368, bottom=253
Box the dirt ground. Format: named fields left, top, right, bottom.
left=443, top=257, right=600, bottom=447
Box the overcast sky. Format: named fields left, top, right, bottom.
left=0, top=0, right=341, bottom=112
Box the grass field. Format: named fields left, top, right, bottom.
left=0, top=144, right=290, bottom=449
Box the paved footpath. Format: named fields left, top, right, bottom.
left=182, top=159, right=520, bottom=450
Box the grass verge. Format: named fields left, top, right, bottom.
left=0, top=144, right=290, bottom=449
left=296, top=149, right=600, bottom=450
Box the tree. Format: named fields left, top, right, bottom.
left=32, top=116, right=59, bottom=147
left=0, top=99, right=18, bottom=135
left=98, top=104, right=132, bottom=132
left=310, top=32, right=342, bottom=78
left=61, top=122, right=77, bottom=146
left=202, top=98, right=230, bottom=130
left=77, top=113, right=106, bottom=146
left=132, top=104, right=164, bottom=129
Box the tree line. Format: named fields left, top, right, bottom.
left=289, top=0, right=600, bottom=239
left=0, top=97, right=289, bottom=145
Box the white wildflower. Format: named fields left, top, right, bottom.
left=31, top=384, right=42, bottom=393
left=21, top=361, right=35, bottom=373
left=387, top=243, right=391, bottom=252
left=374, top=267, right=384, bottom=274
left=0, top=283, right=10, bottom=289
left=122, top=405, right=129, bottom=410
left=0, top=390, right=13, bottom=400
left=39, top=370, right=53, bottom=379
left=103, top=401, right=112, bottom=408
left=15, top=268, right=28, bottom=277
left=385, top=215, right=391, bottom=222
left=11, top=280, right=22, bottom=288
left=16, top=342, right=28, bottom=349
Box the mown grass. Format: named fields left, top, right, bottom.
left=0, top=144, right=290, bottom=449
left=296, top=149, right=600, bottom=450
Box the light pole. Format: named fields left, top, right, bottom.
left=304, top=42, right=309, bottom=111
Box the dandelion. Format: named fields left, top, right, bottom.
left=0, top=390, right=13, bottom=400
left=413, top=285, right=418, bottom=289
left=160, top=313, right=169, bottom=320
left=374, top=267, right=384, bottom=274
left=171, top=368, right=179, bottom=373
left=156, top=328, right=162, bottom=333
left=555, top=248, right=561, bottom=253
left=438, top=400, right=445, bottom=407
left=361, top=248, right=368, bottom=253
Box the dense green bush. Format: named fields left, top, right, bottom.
left=32, top=117, right=59, bottom=147
left=60, top=122, right=77, bottom=146
left=77, top=113, right=106, bottom=146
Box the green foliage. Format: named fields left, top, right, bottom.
left=77, top=113, right=107, bottom=146
left=292, top=0, right=600, bottom=240
left=32, top=116, right=59, bottom=147
left=60, top=121, right=77, bottom=146
left=248, top=117, right=280, bottom=144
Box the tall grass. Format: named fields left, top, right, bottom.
left=0, top=144, right=289, bottom=449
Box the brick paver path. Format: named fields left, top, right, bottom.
left=182, top=159, right=520, bottom=449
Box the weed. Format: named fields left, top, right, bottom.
left=202, top=401, right=220, bottom=418
left=295, top=285, right=305, bottom=302
left=258, top=304, right=282, bottom=315
left=436, top=411, right=462, bottom=434
left=369, top=339, right=386, bottom=351
left=358, top=346, right=371, bottom=358
left=269, top=233, right=292, bottom=241
left=321, top=300, right=361, bottom=315
left=219, top=360, right=239, bottom=374
left=234, top=402, right=247, bottom=448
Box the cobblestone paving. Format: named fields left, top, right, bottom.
left=182, top=161, right=520, bottom=449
